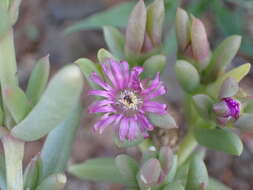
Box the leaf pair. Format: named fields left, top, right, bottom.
left=11, top=63, right=83, bottom=141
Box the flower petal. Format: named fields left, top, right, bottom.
left=128, top=118, right=139, bottom=140
left=110, top=59, right=125, bottom=89
left=94, top=114, right=116, bottom=134
left=88, top=89, right=114, bottom=98
left=129, top=66, right=143, bottom=91
left=90, top=72, right=112, bottom=90
left=101, top=62, right=118, bottom=88
left=144, top=85, right=166, bottom=100
left=119, top=117, right=129, bottom=141
left=120, top=61, right=130, bottom=88
left=142, top=73, right=161, bottom=94
left=138, top=114, right=154, bottom=131
left=88, top=100, right=114, bottom=113
left=142, top=101, right=167, bottom=114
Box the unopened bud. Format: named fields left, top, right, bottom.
left=138, top=158, right=162, bottom=188
left=191, top=18, right=210, bottom=70
left=176, top=8, right=190, bottom=51
left=159, top=146, right=173, bottom=174
left=214, top=97, right=241, bottom=125
left=146, top=0, right=165, bottom=46
left=125, top=0, right=147, bottom=56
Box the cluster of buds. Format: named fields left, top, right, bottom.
left=124, top=0, right=164, bottom=57
left=175, top=8, right=252, bottom=131
left=136, top=146, right=175, bottom=189
left=193, top=76, right=253, bottom=130
left=103, top=0, right=166, bottom=66
left=115, top=146, right=177, bottom=190
left=176, top=8, right=242, bottom=84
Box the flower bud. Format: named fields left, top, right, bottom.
left=159, top=146, right=173, bottom=174
left=138, top=158, right=162, bottom=188
left=191, top=18, right=210, bottom=70
left=125, top=0, right=147, bottom=56
left=146, top=0, right=165, bottom=47
left=213, top=97, right=241, bottom=125
left=176, top=8, right=190, bottom=51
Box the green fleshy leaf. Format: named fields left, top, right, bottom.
left=0, top=0, right=9, bottom=10
left=0, top=6, right=11, bottom=38
left=97, top=48, right=116, bottom=63
left=75, top=58, right=102, bottom=89
left=174, top=162, right=189, bottom=187
left=103, top=26, right=125, bottom=59
left=234, top=113, right=253, bottom=132
left=143, top=55, right=166, bottom=78
left=40, top=104, right=82, bottom=181
left=204, top=35, right=242, bottom=81
left=186, top=151, right=209, bottom=190
left=24, top=154, right=41, bottom=190
left=0, top=154, right=6, bottom=190
left=166, top=155, right=178, bottom=182
left=162, top=182, right=185, bottom=190
left=26, top=55, right=50, bottom=106
left=35, top=173, right=66, bottom=190
left=207, top=63, right=251, bottom=98
left=0, top=103, right=4, bottom=126
left=206, top=178, right=231, bottom=190
left=148, top=112, right=177, bottom=129
left=9, top=0, right=22, bottom=24
left=192, top=94, right=214, bottom=120
left=194, top=126, right=243, bottom=155
left=11, top=65, right=83, bottom=141
left=64, top=2, right=135, bottom=35
left=3, top=85, right=31, bottom=123
left=0, top=31, right=18, bottom=88
left=219, top=77, right=239, bottom=99
left=68, top=158, right=128, bottom=184
left=175, top=60, right=200, bottom=93
left=115, top=154, right=139, bottom=187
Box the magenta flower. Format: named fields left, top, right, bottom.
left=88, top=59, right=167, bottom=141
left=213, top=97, right=241, bottom=125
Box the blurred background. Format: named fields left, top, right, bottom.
left=14, top=0, right=253, bottom=189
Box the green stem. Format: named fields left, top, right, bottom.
left=177, top=131, right=197, bottom=166
left=2, top=135, right=24, bottom=190
left=176, top=94, right=198, bottom=166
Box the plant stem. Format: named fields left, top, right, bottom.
left=2, top=135, right=24, bottom=190
left=177, top=130, right=197, bottom=166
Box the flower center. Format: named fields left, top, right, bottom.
left=223, top=97, right=241, bottom=119
left=118, top=90, right=142, bottom=110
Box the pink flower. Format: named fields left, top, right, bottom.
left=88, top=59, right=167, bottom=141
left=213, top=97, right=241, bottom=125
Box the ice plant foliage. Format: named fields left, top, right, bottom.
left=1, top=0, right=252, bottom=190
left=88, top=59, right=167, bottom=141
